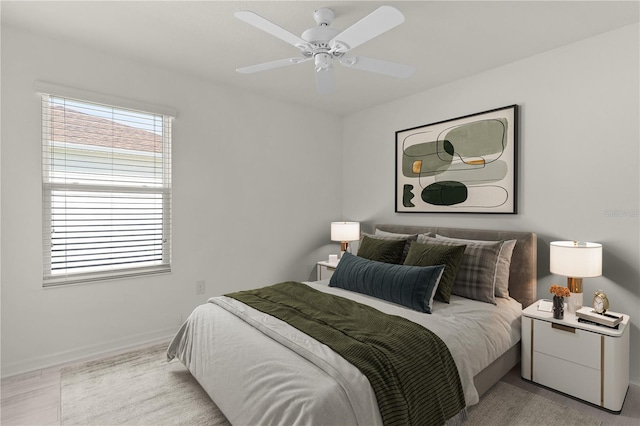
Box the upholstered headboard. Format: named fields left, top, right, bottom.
left=375, top=224, right=537, bottom=308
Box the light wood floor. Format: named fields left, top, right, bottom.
left=1, top=340, right=171, bottom=426
left=2, top=342, right=639, bottom=425
left=2, top=366, right=61, bottom=425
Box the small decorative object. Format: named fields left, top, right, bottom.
left=592, top=289, right=610, bottom=314
left=328, top=254, right=338, bottom=264
left=550, top=240, right=602, bottom=313
left=550, top=284, right=570, bottom=319
left=552, top=296, right=564, bottom=319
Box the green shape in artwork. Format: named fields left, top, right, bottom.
left=402, top=140, right=454, bottom=178
left=422, top=181, right=468, bottom=206
left=402, top=184, right=415, bottom=207
left=444, top=119, right=507, bottom=157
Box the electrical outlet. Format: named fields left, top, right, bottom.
left=196, top=280, right=206, bottom=295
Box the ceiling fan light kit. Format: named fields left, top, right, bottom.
left=235, top=5, right=415, bottom=94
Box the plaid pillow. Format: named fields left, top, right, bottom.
left=435, top=235, right=517, bottom=298
left=417, top=235, right=502, bottom=304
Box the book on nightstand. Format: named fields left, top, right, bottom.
left=575, top=306, right=623, bottom=327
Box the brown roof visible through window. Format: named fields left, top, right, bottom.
left=50, top=105, right=162, bottom=153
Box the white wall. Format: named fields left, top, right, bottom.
left=2, top=19, right=639, bottom=389
left=0, top=27, right=343, bottom=376
left=343, top=24, right=640, bottom=385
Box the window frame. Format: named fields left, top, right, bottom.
left=39, top=87, right=175, bottom=286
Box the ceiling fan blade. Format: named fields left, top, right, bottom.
left=236, top=57, right=310, bottom=74
left=339, top=56, right=415, bottom=78
left=235, top=11, right=307, bottom=48
left=315, top=69, right=336, bottom=94
left=329, top=6, right=405, bottom=53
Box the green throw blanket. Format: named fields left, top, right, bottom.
left=226, top=282, right=466, bottom=426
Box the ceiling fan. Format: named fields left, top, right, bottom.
left=235, top=5, right=415, bottom=94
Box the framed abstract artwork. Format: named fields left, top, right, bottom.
left=395, top=105, right=518, bottom=214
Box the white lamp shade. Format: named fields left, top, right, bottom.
left=550, top=241, right=602, bottom=277
left=331, top=222, right=360, bottom=242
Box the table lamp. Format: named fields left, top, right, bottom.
left=550, top=240, right=602, bottom=313
left=331, top=221, right=360, bottom=257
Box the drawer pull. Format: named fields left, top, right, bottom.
left=552, top=323, right=576, bottom=333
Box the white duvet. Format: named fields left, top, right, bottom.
left=167, top=281, right=522, bottom=425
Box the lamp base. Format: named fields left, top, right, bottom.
left=568, top=292, right=583, bottom=313
left=567, top=277, right=583, bottom=293
left=566, top=277, right=583, bottom=313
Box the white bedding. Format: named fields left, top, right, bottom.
left=167, top=280, right=522, bottom=425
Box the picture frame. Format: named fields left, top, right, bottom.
left=395, top=105, right=518, bottom=214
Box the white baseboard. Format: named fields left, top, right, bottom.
left=1, top=326, right=178, bottom=379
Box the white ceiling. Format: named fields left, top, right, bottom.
left=3, top=1, right=639, bottom=116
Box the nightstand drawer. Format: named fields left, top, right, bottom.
left=534, top=320, right=600, bottom=369
left=534, top=352, right=600, bottom=405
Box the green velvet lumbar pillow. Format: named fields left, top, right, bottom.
left=357, top=235, right=406, bottom=264
left=403, top=241, right=467, bottom=303
left=329, top=252, right=445, bottom=313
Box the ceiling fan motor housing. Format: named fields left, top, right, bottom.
left=301, top=16, right=341, bottom=69
left=301, top=26, right=339, bottom=44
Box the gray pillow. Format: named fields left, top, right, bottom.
left=329, top=252, right=445, bottom=313
left=435, top=235, right=516, bottom=298
left=417, top=235, right=502, bottom=305
left=403, top=241, right=466, bottom=303
left=357, top=235, right=406, bottom=264
left=374, top=229, right=417, bottom=238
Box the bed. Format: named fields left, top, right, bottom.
left=167, top=224, right=537, bottom=425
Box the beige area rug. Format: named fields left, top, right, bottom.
left=62, top=343, right=602, bottom=426
left=61, top=343, right=229, bottom=425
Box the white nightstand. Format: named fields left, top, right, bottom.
left=521, top=299, right=630, bottom=412
left=316, top=261, right=338, bottom=281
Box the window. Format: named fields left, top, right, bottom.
left=41, top=94, right=173, bottom=286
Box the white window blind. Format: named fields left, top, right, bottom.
left=41, top=94, right=173, bottom=286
